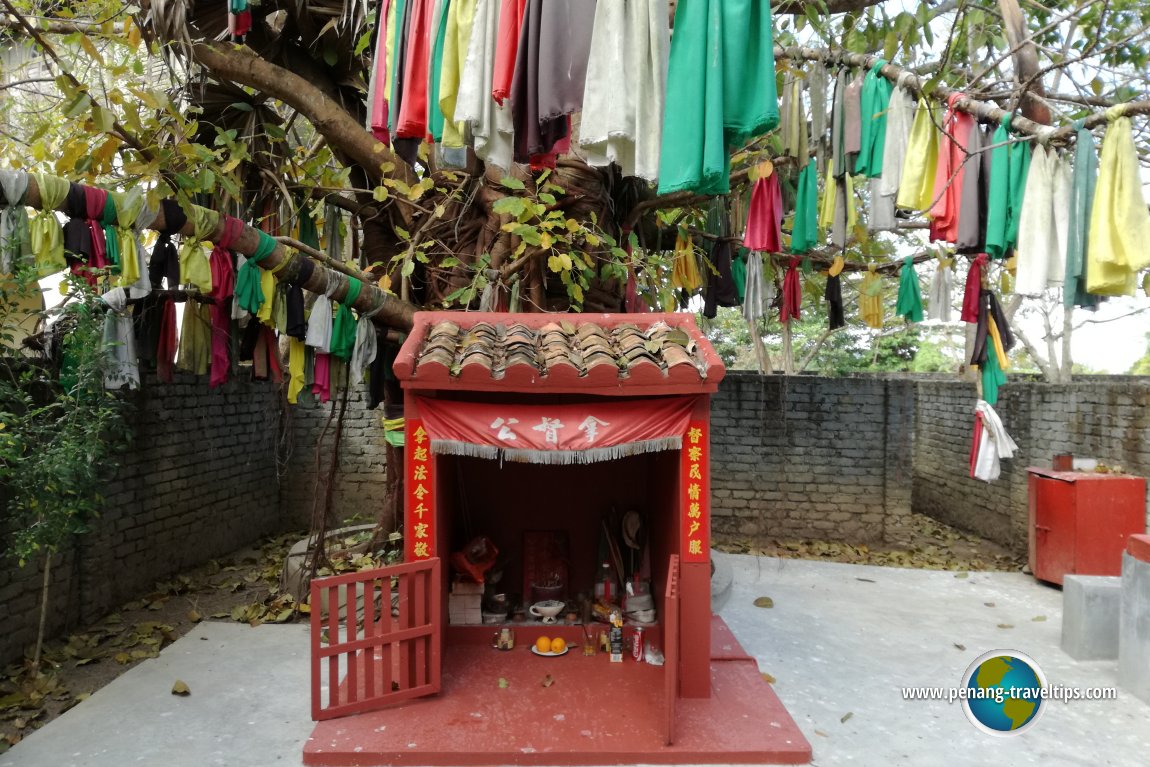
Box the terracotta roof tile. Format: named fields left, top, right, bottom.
left=413, top=318, right=710, bottom=383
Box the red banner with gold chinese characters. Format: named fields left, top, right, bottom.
left=405, top=420, right=435, bottom=561
left=681, top=420, right=709, bottom=563
left=411, top=396, right=693, bottom=465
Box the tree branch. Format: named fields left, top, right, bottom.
left=9, top=172, right=418, bottom=331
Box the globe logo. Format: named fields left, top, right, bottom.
left=961, top=650, right=1047, bottom=735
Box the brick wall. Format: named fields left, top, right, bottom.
left=710, top=372, right=916, bottom=546
left=913, top=378, right=1150, bottom=552
left=278, top=385, right=391, bottom=530
left=0, top=374, right=285, bottom=665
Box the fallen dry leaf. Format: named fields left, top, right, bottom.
left=997, top=624, right=1014, bottom=630
left=761, top=672, right=776, bottom=684
left=1032, top=615, right=1047, bottom=622
left=840, top=712, right=854, bottom=723
left=984, top=602, right=996, bottom=608
left=955, top=572, right=970, bottom=580
left=541, top=674, right=555, bottom=688
left=498, top=677, right=509, bottom=689
left=171, top=680, right=191, bottom=696
left=814, top=729, right=829, bottom=738
left=753, top=597, right=775, bottom=609
left=954, top=643, right=966, bottom=651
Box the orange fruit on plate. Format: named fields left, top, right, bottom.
left=550, top=637, right=567, bottom=653
left=535, top=636, right=552, bottom=653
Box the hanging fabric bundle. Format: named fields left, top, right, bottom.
left=62, top=183, right=94, bottom=284
left=1064, top=120, right=1101, bottom=310
left=578, top=0, right=668, bottom=182
left=954, top=124, right=988, bottom=253
left=179, top=207, right=218, bottom=294
left=841, top=72, right=864, bottom=173
left=234, top=229, right=278, bottom=315
left=0, top=170, right=32, bottom=275
left=286, top=258, right=315, bottom=340
left=961, top=253, right=987, bottom=323
left=670, top=231, right=702, bottom=292
left=330, top=276, right=363, bottom=360
left=100, top=287, right=139, bottom=390
left=855, top=60, right=892, bottom=178
left=366, top=0, right=394, bottom=143
left=970, top=289, right=1015, bottom=405
left=228, top=0, right=252, bottom=40
left=176, top=299, right=212, bottom=376
left=929, top=93, right=975, bottom=244
left=780, top=257, right=802, bottom=324
left=492, top=0, right=527, bottom=104
left=288, top=337, right=307, bottom=405
left=453, top=0, right=514, bottom=170
left=825, top=256, right=846, bottom=330
left=155, top=296, right=179, bottom=383
left=896, top=256, right=924, bottom=323
left=149, top=199, right=187, bottom=290
left=1015, top=145, right=1071, bottom=296
left=984, top=115, right=1032, bottom=260
left=742, top=251, right=771, bottom=328
left=897, top=98, right=941, bottom=211
left=251, top=325, right=284, bottom=383
left=313, top=352, right=333, bottom=403
left=30, top=173, right=68, bottom=276
left=510, top=0, right=596, bottom=164
left=658, top=0, right=778, bottom=194
left=79, top=185, right=110, bottom=277
left=306, top=274, right=336, bottom=352
left=859, top=264, right=884, bottom=329
left=878, top=75, right=915, bottom=209
left=206, top=216, right=244, bottom=389
left=702, top=198, right=738, bottom=319
left=438, top=0, right=478, bottom=149
left=792, top=160, right=819, bottom=254
left=394, top=0, right=436, bottom=140
left=426, top=0, right=450, bottom=142
left=112, top=189, right=148, bottom=295
left=97, top=191, right=121, bottom=276
left=819, top=166, right=857, bottom=249
left=743, top=169, right=784, bottom=253
left=779, top=74, right=808, bottom=163
left=928, top=256, right=953, bottom=322
left=1087, top=109, right=1150, bottom=296
left=350, top=303, right=381, bottom=385
left=808, top=62, right=829, bottom=172
left=970, top=400, right=1018, bottom=482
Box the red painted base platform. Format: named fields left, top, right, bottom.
left=304, top=617, right=811, bottom=766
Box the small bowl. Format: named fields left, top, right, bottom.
left=529, top=600, right=566, bottom=624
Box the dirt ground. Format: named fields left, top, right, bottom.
left=1, top=513, right=1022, bottom=753
left=713, top=512, right=1026, bottom=572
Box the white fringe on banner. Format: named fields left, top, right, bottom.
left=429, top=437, right=684, bottom=465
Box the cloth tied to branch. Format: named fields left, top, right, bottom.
left=111, top=189, right=149, bottom=295
left=929, top=93, right=975, bottom=244
left=860, top=264, right=884, bottom=329
left=149, top=199, right=187, bottom=289
left=1086, top=113, right=1150, bottom=296
left=856, top=60, right=892, bottom=178
left=1015, top=145, right=1071, bottom=296
left=743, top=170, right=784, bottom=253
left=896, top=256, right=924, bottom=323
left=178, top=207, right=218, bottom=294
left=897, top=98, right=940, bottom=211
left=0, top=170, right=32, bottom=275
left=100, top=287, right=139, bottom=390
left=928, top=257, right=953, bottom=322
left=234, top=228, right=278, bottom=315
left=792, top=159, right=819, bottom=254
left=1064, top=120, right=1101, bottom=310
left=30, top=173, right=68, bottom=276
left=330, top=276, right=363, bottom=360
left=780, top=257, right=802, bottom=325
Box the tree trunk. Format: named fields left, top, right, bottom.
left=31, top=553, right=52, bottom=676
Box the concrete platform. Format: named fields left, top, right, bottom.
left=305, top=616, right=807, bottom=766
left=7, top=554, right=1150, bottom=767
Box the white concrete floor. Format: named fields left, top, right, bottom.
left=5, top=555, right=1149, bottom=767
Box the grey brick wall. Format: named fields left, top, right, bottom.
left=913, top=378, right=1150, bottom=552
left=278, top=385, right=391, bottom=530
left=710, top=372, right=916, bottom=546
left=0, top=373, right=285, bottom=665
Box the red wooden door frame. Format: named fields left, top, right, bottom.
left=310, top=558, right=442, bottom=720
left=664, top=554, right=680, bottom=746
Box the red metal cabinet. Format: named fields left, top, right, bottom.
left=1027, top=468, right=1147, bottom=585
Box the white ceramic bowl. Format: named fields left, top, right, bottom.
left=529, top=600, right=565, bottom=624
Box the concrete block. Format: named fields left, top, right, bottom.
left=1061, top=575, right=1122, bottom=660
left=1119, top=552, right=1150, bottom=705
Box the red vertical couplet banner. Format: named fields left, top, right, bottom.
left=405, top=420, right=436, bottom=561
left=681, top=420, right=709, bottom=563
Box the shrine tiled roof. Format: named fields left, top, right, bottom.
left=393, top=313, right=725, bottom=394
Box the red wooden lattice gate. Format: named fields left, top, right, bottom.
left=663, top=554, right=680, bottom=746
left=310, top=557, right=442, bottom=720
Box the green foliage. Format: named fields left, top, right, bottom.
left=1127, top=333, right=1150, bottom=375
left=0, top=275, right=130, bottom=566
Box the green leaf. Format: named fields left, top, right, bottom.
left=229, top=102, right=254, bottom=112
left=499, top=177, right=526, bottom=191
left=372, top=186, right=390, bottom=202
left=492, top=197, right=528, bottom=216
left=401, top=259, right=416, bottom=278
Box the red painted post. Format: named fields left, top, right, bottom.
left=664, top=555, right=680, bottom=746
